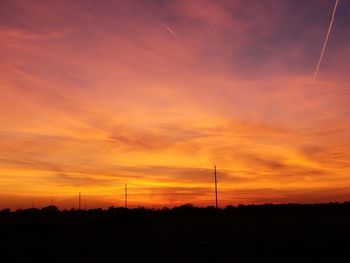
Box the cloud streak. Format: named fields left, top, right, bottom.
left=314, top=0, right=339, bottom=80
left=163, top=23, right=177, bottom=38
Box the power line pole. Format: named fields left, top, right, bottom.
left=214, top=165, right=218, bottom=209
left=125, top=184, right=128, bottom=209
left=78, top=192, right=81, bottom=211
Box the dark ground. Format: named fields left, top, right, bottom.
left=1, top=203, right=349, bottom=263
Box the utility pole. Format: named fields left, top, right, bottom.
left=214, top=165, right=218, bottom=209
left=78, top=192, right=81, bottom=211
left=125, top=184, right=128, bottom=209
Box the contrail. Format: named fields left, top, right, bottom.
left=314, top=0, right=339, bottom=80
left=163, top=23, right=177, bottom=38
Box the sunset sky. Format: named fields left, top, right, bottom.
left=1, top=0, right=349, bottom=209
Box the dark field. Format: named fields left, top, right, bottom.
left=1, top=203, right=350, bottom=263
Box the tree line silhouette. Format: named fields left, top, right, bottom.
left=1, top=202, right=349, bottom=219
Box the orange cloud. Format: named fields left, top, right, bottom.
left=0, top=0, right=349, bottom=209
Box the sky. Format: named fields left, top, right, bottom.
left=0, top=0, right=349, bottom=209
